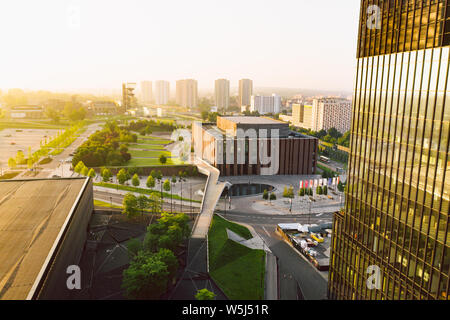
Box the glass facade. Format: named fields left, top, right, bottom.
left=328, top=0, right=449, bottom=300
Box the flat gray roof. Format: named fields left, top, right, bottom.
left=0, top=178, right=87, bottom=300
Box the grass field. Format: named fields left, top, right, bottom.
left=129, top=143, right=166, bottom=150
left=126, top=134, right=182, bottom=166
left=129, top=149, right=172, bottom=158
left=0, top=120, right=69, bottom=131
left=127, top=157, right=184, bottom=166
left=94, top=199, right=123, bottom=209
left=94, top=182, right=201, bottom=203
left=208, top=215, right=265, bottom=300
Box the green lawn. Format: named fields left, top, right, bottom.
left=129, top=149, right=172, bottom=158
left=137, top=137, right=173, bottom=145
left=94, top=199, right=123, bottom=209
left=208, top=215, right=265, bottom=300
left=129, top=144, right=167, bottom=150
left=94, top=182, right=201, bottom=203
left=126, top=157, right=184, bottom=166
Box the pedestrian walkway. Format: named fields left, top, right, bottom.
left=191, top=159, right=226, bottom=239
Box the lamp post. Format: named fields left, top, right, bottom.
left=289, top=198, right=293, bottom=214
left=308, top=200, right=312, bottom=225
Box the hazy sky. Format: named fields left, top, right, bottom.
left=0, top=0, right=360, bottom=93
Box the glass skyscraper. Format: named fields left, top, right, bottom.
left=329, top=0, right=449, bottom=300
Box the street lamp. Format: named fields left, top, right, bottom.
left=308, top=200, right=312, bottom=225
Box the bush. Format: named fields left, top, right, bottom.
left=262, top=189, right=269, bottom=200
left=195, top=289, right=216, bottom=300
left=270, top=193, right=276, bottom=201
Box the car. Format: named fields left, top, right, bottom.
left=311, top=233, right=324, bottom=243
left=52, top=175, right=61, bottom=178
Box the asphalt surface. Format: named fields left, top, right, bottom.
left=222, top=209, right=331, bottom=300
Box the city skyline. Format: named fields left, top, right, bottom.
left=0, top=0, right=359, bottom=92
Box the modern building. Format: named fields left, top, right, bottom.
left=176, top=79, right=198, bottom=108
left=313, top=98, right=352, bottom=134
left=328, top=0, right=449, bottom=300
left=291, top=98, right=352, bottom=134
left=192, top=116, right=318, bottom=176
left=239, top=79, right=253, bottom=109
left=292, top=104, right=315, bottom=130
left=0, top=178, right=94, bottom=300
left=250, top=94, right=281, bottom=115
left=154, top=80, right=170, bottom=105
left=140, top=81, right=153, bottom=104
left=215, top=79, right=230, bottom=111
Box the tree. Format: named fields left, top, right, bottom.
left=81, top=165, right=89, bottom=176
left=123, top=193, right=139, bottom=218
left=74, top=161, right=85, bottom=174
left=163, top=179, right=171, bottom=192
left=127, top=238, right=143, bottom=258
left=298, top=188, right=305, bottom=197
left=338, top=181, right=345, bottom=192
left=101, top=168, right=112, bottom=182
left=132, top=173, right=140, bottom=187
left=323, top=185, right=328, bottom=195
left=195, top=289, right=216, bottom=300
left=317, top=186, right=323, bottom=195
left=155, top=248, right=178, bottom=280
left=149, top=193, right=162, bottom=214
left=146, top=175, right=155, bottom=189
left=122, top=251, right=170, bottom=299
left=16, top=150, right=25, bottom=165
left=137, top=195, right=149, bottom=215
left=88, top=168, right=96, bottom=178
left=269, top=193, right=276, bottom=202
left=159, top=154, right=167, bottom=165
left=117, top=168, right=129, bottom=185
left=8, top=158, right=16, bottom=169
left=45, top=107, right=60, bottom=123
left=263, top=189, right=269, bottom=200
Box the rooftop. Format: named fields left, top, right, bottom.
left=0, top=178, right=88, bottom=300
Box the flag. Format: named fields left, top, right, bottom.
left=332, top=177, right=336, bottom=185
left=337, top=176, right=340, bottom=185
left=310, top=180, right=314, bottom=188
left=328, top=178, right=332, bottom=186
left=300, top=180, right=303, bottom=189
left=305, top=180, right=308, bottom=188
left=314, top=179, right=318, bottom=187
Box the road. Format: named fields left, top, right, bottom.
left=221, top=209, right=331, bottom=300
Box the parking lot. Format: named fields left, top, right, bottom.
left=0, top=128, right=59, bottom=165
